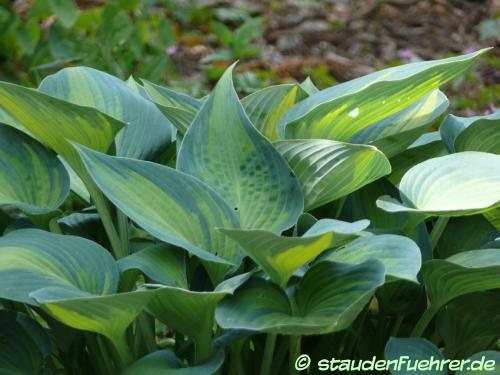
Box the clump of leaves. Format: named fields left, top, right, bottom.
left=0, top=48, right=499, bottom=374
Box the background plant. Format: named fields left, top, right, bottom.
left=0, top=45, right=499, bottom=374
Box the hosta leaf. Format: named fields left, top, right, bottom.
left=241, top=83, right=307, bottom=140
left=219, top=219, right=369, bottom=287
left=0, top=229, right=118, bottom=304
left=178, top=65, right=303, bottom=232
left=143, top=80, right=203, bottom=135
left=300, top=77, right=319, bottom=96
left=121, top=350, right=224, bottom=375
left=118, top=244, right=187, bottom=288
left=484, top=207, right=500, bottom=230
left=422, top=249, right=500, bottom=312
left=31, top=287, right=153, bottom=354
left=348, top=90, right=448, bottom=157
left=377, top=152, right=500, bottom=216
left=0, top=125, right=69, bottom=215
left=59, top=157, right=90, bottom=202
left=0, top=310, right=52, bottom=375
left=384, top=337, right=445, bottom=375
left=0, top=81, right=123, bottom=173
left=126, top=76, right=151, bottom=99
left=388, top=132, right=446, bottom=185
left=216, top=260, right=385, bottom=335
left=39, top=67, right=173, bottom=161
left=279, top=49, right=488, bottom=140
left=75, top=146, right=241, bottom=284
left=344, top=179, right=408, bottom=229
left=275, top=139, right=391, bottom=210
left=440, top=111, right=500, bottom=154
left=458, top=351, right=500, bottom=375
left=437, top=293, right=500, bottom=358
left=320, top=234, right=421, bottom=283
left=145, top=273, right=251, bottom=339
left=436, top=215, right=499, bottom=258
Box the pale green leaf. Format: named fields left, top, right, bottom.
left=377, top=152, right=500, bottom=216
left=388, top=131, right=447, bottom=185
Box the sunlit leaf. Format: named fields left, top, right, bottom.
left=377, top=152, right=500, bottom=216
left=275, top=139, right=391, bottom=210
left=349, top=90, right=448, bottom=157
left=39, top=67, right=173, bottom=160
left=242, top=83, right=307, bottom=140
left=219, top=219, right=368, bottom=286
left=279, top=49, right=488, bottom=140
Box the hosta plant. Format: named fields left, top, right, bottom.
left=0, top=48, right=499, bottom=375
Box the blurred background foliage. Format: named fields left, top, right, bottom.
left=0, top=0, right=498, bottom=113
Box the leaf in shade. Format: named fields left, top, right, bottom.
left=440, top=111, right=500, bottom=154
left=216, top=260, right=385, bottom=335
left=320, top=234, right=421, bottom=283
left=384, top=337, right=446, bottom=375
left=0, top=310, right=52, bottom=375
left=121, top=350, right=224, bottom=375
left=437, top=292, right=500, bottom=358
left=118, top=243, right=188, bottom=288
left=0, top=125, right=69, bottom=215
